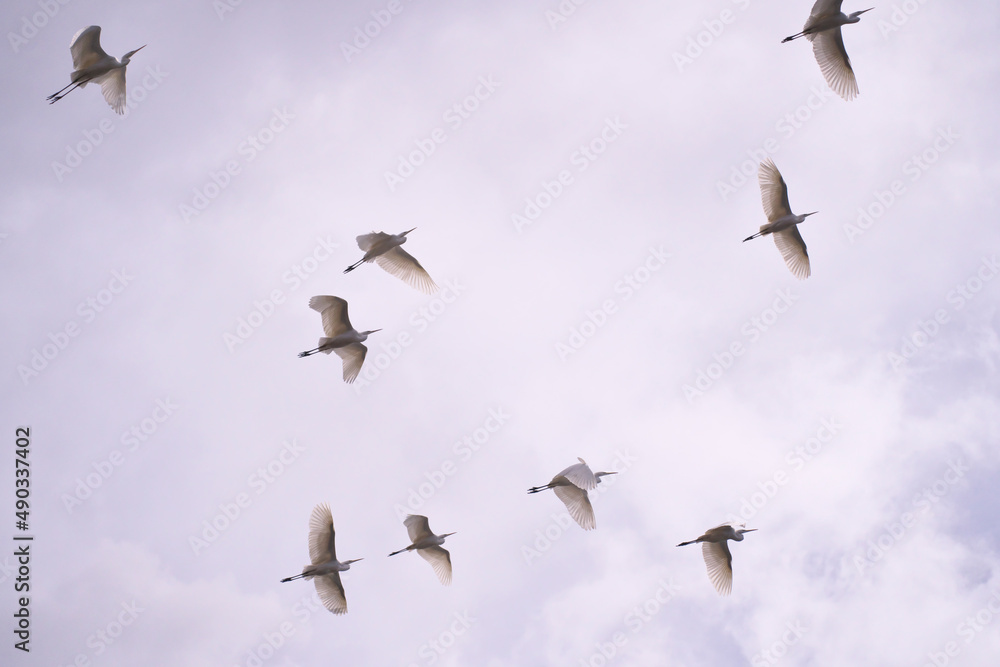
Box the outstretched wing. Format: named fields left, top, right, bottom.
left=554, top=485, right=596, bottom=531
left=308, top=503, right=335, bottom=565
left=702, top=541, right=733, bottom=596
left=333, top=343, right=367, bottom=383
left=309, top=296, right=351, bottom=337
left=773, top=227, right=811, bottom=280
left=70, top=26, right=109, bottom=70
left=403, top=514, right=433, bottom=543
left=314, top=572, right=348, bottom=615
left=418, top=546, right=453, bottom=586
left=96, top=68, right=126, bottom=114
left=812, top=28, right=859, bottom=101
left=758, top=158, right=792, bottom=223
left=374, top=247, right=438, bottom=294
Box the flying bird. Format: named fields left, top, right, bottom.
left=388, top=514, right=455, bottom=585
left=344, top=228, right=438, bottom=294
left=782, top=1, right=873, bottom=101
left=298, top=296, right=380, bottom=383
left=527, top=457, right=617, bottom=531
left=677, top=523, right=757, bottom=596
left=47, top=26, right=145, bottom=114
left=280, top=503, right=362, bottom=615
left=743, top=158, right=815, bottom=280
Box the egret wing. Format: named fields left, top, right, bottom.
left=308, top=503, right=335, bottom=565
left=702, top=540, right=733, bottom=596
left=772, top=227, right=811, bottom=279
left=553, top=485, right=596, bottom=531
left=96, top=68, right=127, bottom=114
left=70, top=26, right=109, bottom=70
left=313, top=572, right=348, bottom=615
left=309, top=296, right=351, bottom=337
left=403, top=514, right=433, bottom=543
left=356, top=232, right=392, bottom=252
left=812, top=28, right=859, bottom=101
left=333, top=343, right=367, bottom=384
left=374, top=247, right=438, bottom=294
left=560, top=459, right=598, bottom=491
left=418, top=546, right=453, bottom=585
left=758, top=159, right=792, bottom=222
left=805, top=0, right=844, bottom=28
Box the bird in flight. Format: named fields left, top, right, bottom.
left=677, top=523, right=757, bottom=595
left=344, top=229, right=438, bottom=294
left=743, top=158, right=815, bottom=280
left=280, top=503, right=362, bottom=615
left=528, top=458, right=618, bottom=531
left=48, top=26, right=145, bottom=114
left=298, top=296, right=380, bottom=383
left=782, top=1, right=873, bottom=101
left=388, top=514, right=455, bottom=585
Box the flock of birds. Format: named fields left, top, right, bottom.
left=47, top=1, right=876, bottom=615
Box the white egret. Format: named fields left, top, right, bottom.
left=47, top=26, right=145, bottom=114
left=280, top=503, right=362, bottom=615
left=388, top=514, right=455, bottom=585
left=298, top=296, right=380, bottom=383
left=677, top=523, right=757, bottom=596
left=344, top=229, right=438, bottom=294
left=743, top=158, right=815, bottom=280
left=527, top=458, right=617, bottom=531
left=782, top=1, right=873, bottom=101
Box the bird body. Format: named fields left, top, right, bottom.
left=298, top=296, right=380, bottom=383
left=743, top=158, right=815, bottom=280
left=48, top=26, right=145, bottom=114
left=527, top=457, right=617, bottom=531
left=388, top=514, right=455, bottom=585
left=677, top=523, right=756, bottom=596
left=344, top=228, right=438, bottom=294
left=280, top=503, right=362, bottom=615
left=782, top=1, right=873, bottom=100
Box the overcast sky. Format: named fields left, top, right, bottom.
left=3, top=0, right=1000, bottom=665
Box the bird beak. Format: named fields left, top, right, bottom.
left=403, top=227, right=417, bottom=235
left=859, top=8, right=874, bottom=15
left=132, top=45, right=147, bottom=54
left=804, top=211, right=818, bottom=217
left=743, top=528, right=758, bottom=533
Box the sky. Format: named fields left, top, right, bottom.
left=2, top=0, right=1000, bottom=665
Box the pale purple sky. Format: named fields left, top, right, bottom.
left=2, top=1, right=1000, bottom=665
